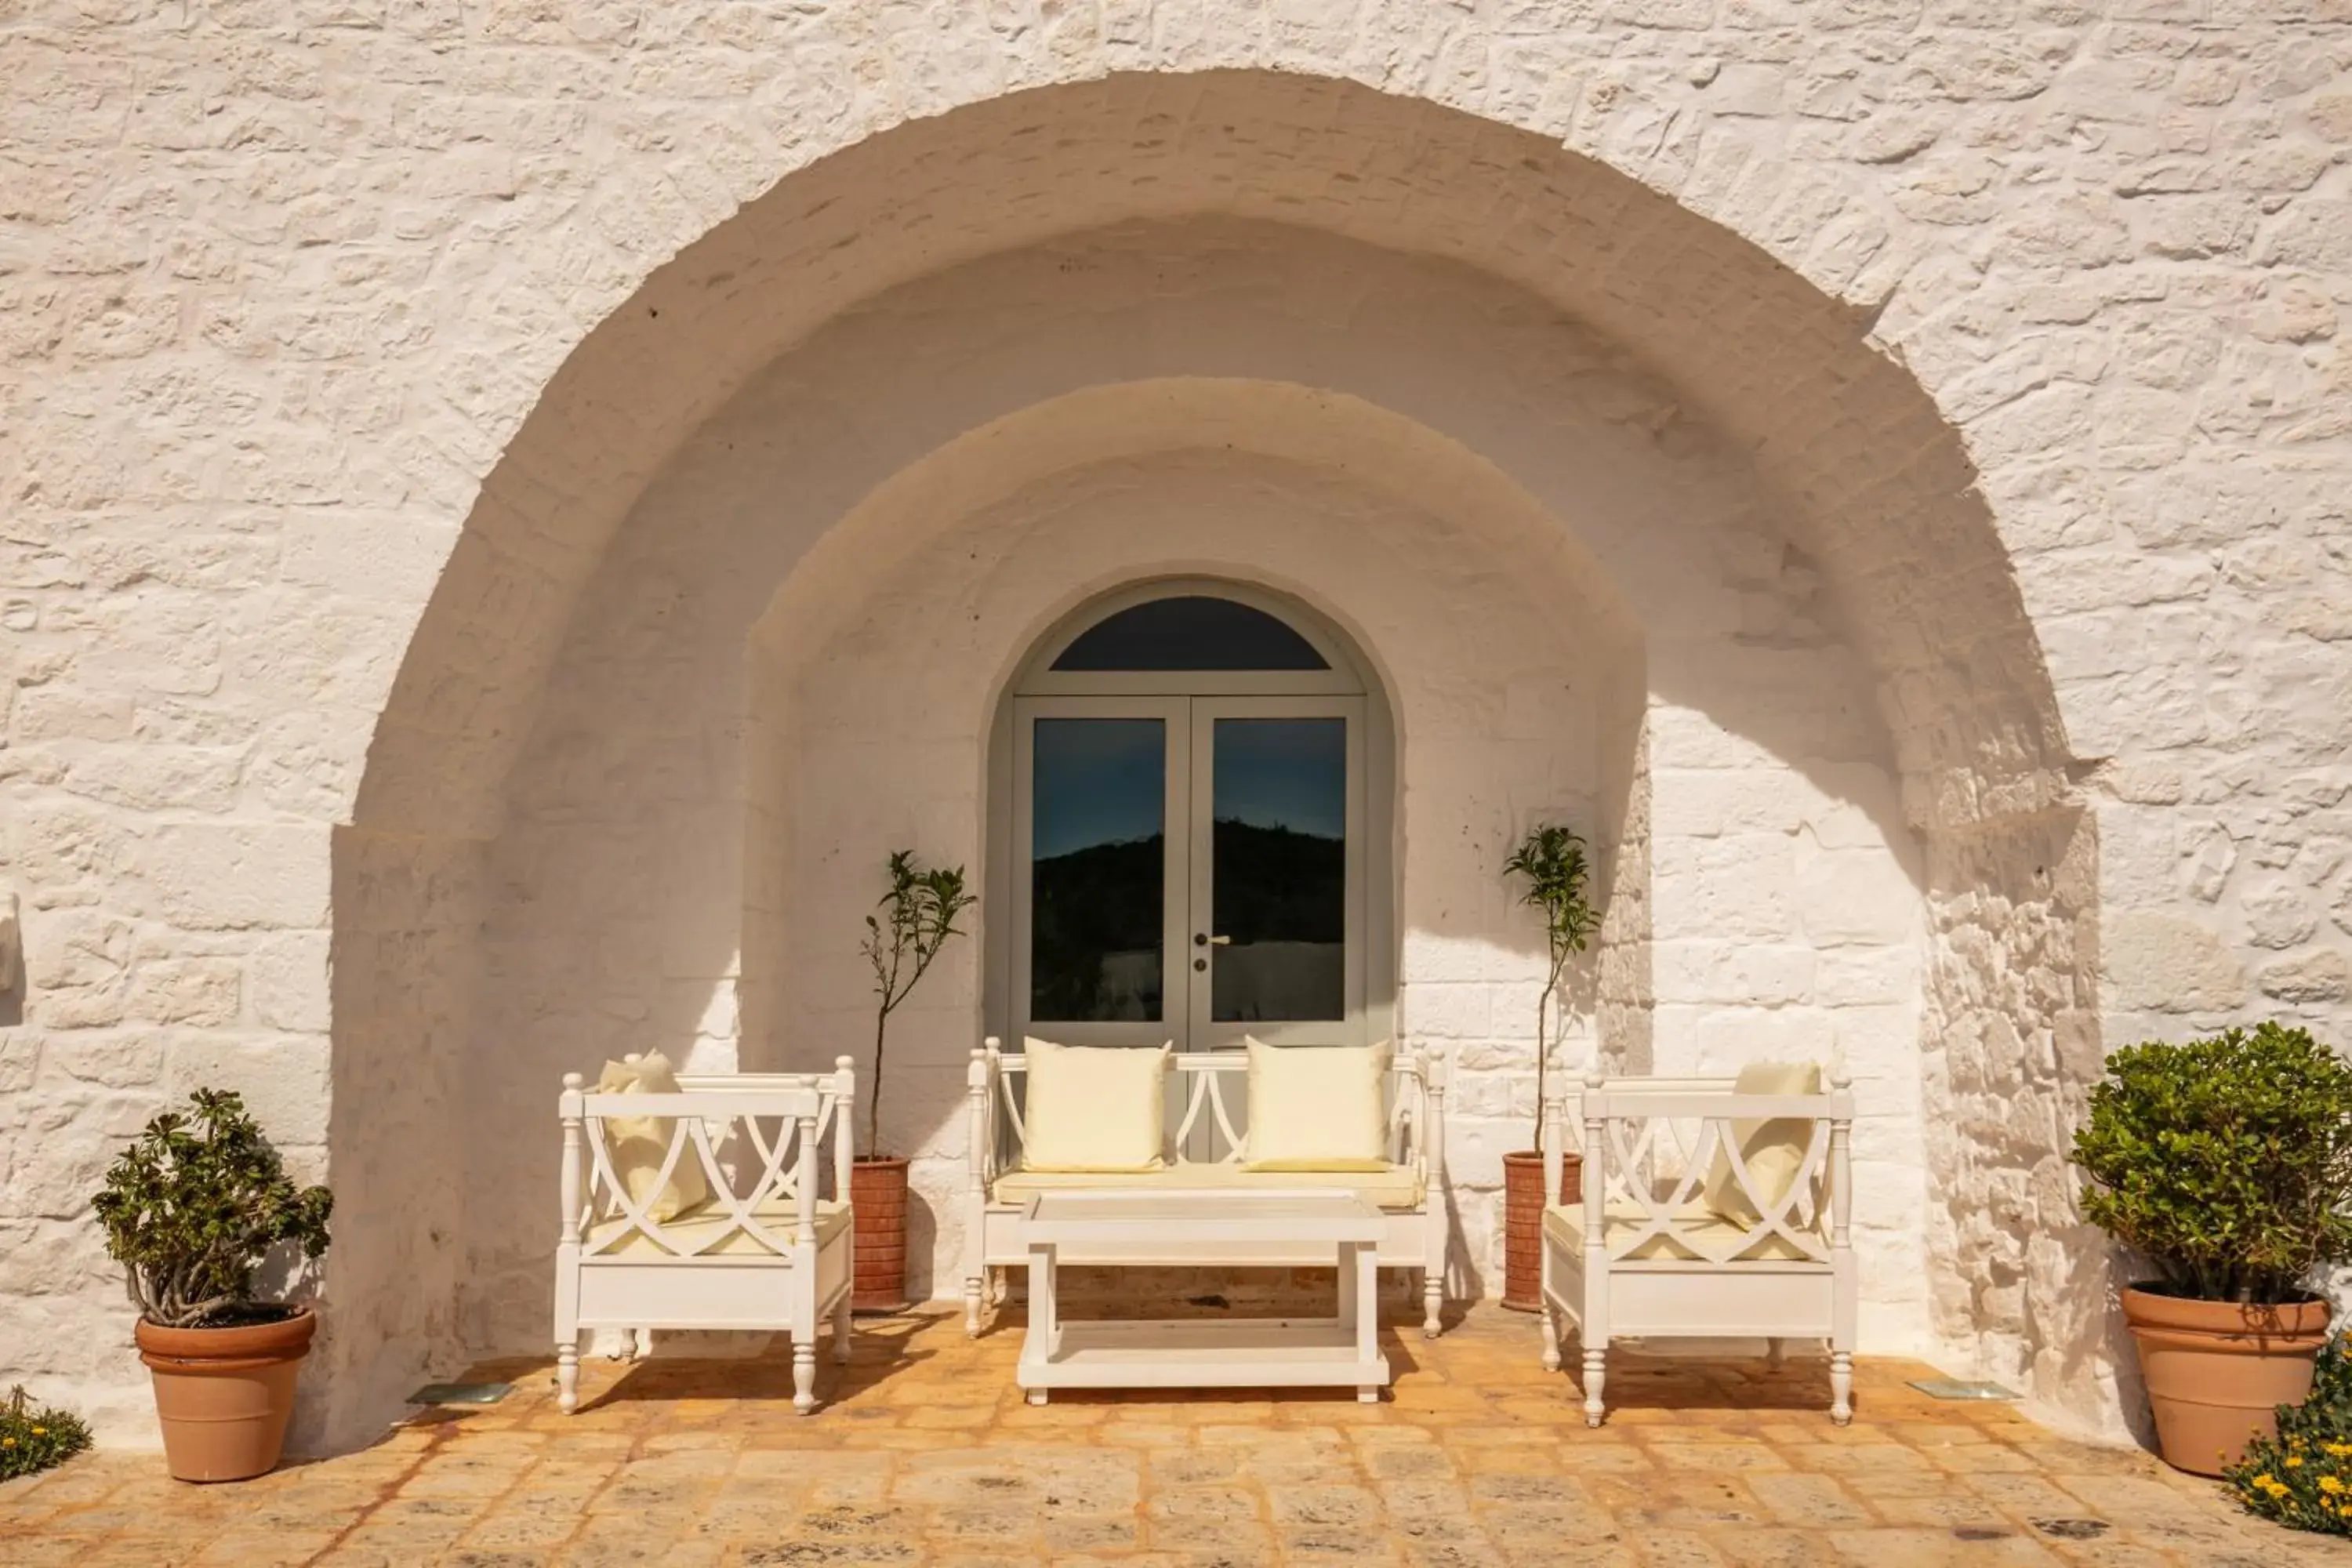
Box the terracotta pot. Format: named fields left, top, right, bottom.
left=2122, top=1285, right=2330, bottom=1475
left=851, top=1156, right=912, bottom=1314
left=1501, top=1150, right=1582, bottom=1312
left=136, top=1308, right=315, bottom=1483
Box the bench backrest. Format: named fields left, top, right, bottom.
left=973, top=1040, right=1439, bottom=1180
left=1544, top=1070, right=1853, bottom=1266
left=557, top=1061, right=855, bottom=1258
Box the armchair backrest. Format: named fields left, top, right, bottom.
left=1544, top=1069, right=1853, bottom=1266
left=557, top=1059, right=856, bottom=1258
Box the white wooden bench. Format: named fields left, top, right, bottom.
left=1538, top=1062, right=1857, bottom=1426
left=963, top=1038, right=1450, bottom=1338
left=555, top=1059, right=858, bottom=1414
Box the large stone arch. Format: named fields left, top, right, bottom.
left=328, top=71, right=2097, bottom=1448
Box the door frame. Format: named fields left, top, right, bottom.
left=984, top=579, right=1397, bottom=1056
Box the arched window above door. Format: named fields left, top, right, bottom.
left=1018, top=583, right=1366, bottom=697
left=1051, top=595, right=1330, bottom=672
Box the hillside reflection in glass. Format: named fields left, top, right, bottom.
left=1213, top=718, right=1345, bottom=1022
left=1031, top=719, right=1164, bottom=1022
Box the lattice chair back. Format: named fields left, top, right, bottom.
left=1579, top=1061, right=1853, bottom=1267
left=560, top=1061, right=856, bottom=1260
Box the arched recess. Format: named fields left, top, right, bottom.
left=329, top=71, right=2100, bottom=1448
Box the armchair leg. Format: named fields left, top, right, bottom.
left=556, top=1340, right=579, bottom=1415
left=1581, top=1345, right=1608, bottom=1428
left=793, top=1338, right=818, bottom=1415
left=1830, top=1349, right=1853, bottom=1425
left=964, top=1274, right=985, bottom=1338
left=1421, top=1270, right=1443, bottom=1339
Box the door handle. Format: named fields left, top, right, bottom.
left=1205, top=935, right=1232, bottom=946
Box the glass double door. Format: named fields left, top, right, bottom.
left=1012, top=695, right=1366, bottom=1052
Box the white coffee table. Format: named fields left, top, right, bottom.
left=1015, top=1189, right=1390, bottom=1404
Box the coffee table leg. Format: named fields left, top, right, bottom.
left=1025, top=1240, right=1054, bottom=1406
left=1352, top=1240, right=1380, bottom=1402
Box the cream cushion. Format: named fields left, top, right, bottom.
left=586, top=1196, right=849, bottom=1258
left=592, top=1051, right=712, bottom=1222
left=1020, top=1036, right=1169, bottom=1172
left=1543, top=1200, right=1820, bottom=1264
left=1242, top=1037, right=1392, bottom=1172
left=1700, top=1060, right=1824, bottom=1225
left=997, top=1161, right=1425, bottom=1212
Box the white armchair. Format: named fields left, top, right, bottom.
left=554, top=1058, right=858, bottom=1414
left=1538, top=1060, right=1857, bottom=1426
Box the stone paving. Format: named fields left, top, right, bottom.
left=0, top=1305, right=2335, bottom=1567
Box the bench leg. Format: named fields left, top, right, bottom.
left=964, top=1273, right=985, bottom=1338
left=1581, top=1343, right=1608, bottom=1428
left=1540, top=1305, right=1563, bottom=1373
left=1766, top=1337, right=1785, bottom=1370
left=1421, top=1269, right=1443, bottom=1339
left=793, top=1337, right=818, bottom=1415
left=556, top=1339, right=579, bottom=1415
left=832, top=1289, right=853, bottom=1365
left=1830, top=1349, right=1853, bottom=1426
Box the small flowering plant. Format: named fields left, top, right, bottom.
left=2228, top=1334, right=2352, bottom=1535
left=0, top=1385, right=93, bottom=1482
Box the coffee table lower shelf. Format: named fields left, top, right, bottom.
left=1018, top=1316, right=1388, bottom=1403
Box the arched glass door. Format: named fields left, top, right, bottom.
left=1005, top=588, right=1371, bottom=1054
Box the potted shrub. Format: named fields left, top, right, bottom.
left=2071, top=1023, right=2352, bottom=1475
left=1499, top=823, right=1599, bottom=1312
left=854, top=849, right=974, bottom=1312
left=92, top=1089, right=332, bottom=1482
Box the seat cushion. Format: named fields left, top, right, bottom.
left=1242, top=1036, right=1392, bottom=1172
left=994, top=1159, right=1424, bottom=1211
left=585, top=1196, right=849, bottom=1259
left=1544, top=1200, right=1820, bottom=1264
left=1021, top=1036, right=1171, bottom=1172
left=1700, top=1060, right=1823, bottom=1226
left=592, top=1051, right=712, bottom=1221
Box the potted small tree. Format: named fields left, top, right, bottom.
left=92, top=1089, right=332, bottom=1482
left=854, top=849, right=975, bottom=1312
left=2071, top=1023, right=2352, bottom=1475
left=1500, top=823, right=1599, bottom=1312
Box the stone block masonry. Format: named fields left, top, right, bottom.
left=1, top=4, right=2346, bottom=1454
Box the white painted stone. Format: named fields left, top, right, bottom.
left=0, top=16, right=2343, bottom=1456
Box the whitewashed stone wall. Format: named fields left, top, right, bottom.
left=0, top=6, right=2344, bottom=1451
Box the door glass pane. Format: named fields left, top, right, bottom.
left=1211, top=718, right=1346, bottom=1022
left=1031, top=719, right=1165, bottom=1022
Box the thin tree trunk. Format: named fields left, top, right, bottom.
left=868, top=1007, right=887, bottom=1158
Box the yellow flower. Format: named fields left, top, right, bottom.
left=2286, top=1456, right=2305, bottom=1468
left=2254, top=1473, right=2278, bottom=1486
left=26, top=1426, right=42, bottom=1436
left=0, top=1438, right=13, bottom=1449
left=2324, top=1475, right=2346, bottom=1495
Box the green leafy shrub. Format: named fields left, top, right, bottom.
left=2070, top=1023, right=2352, bottom=1304
left=861, top=850, right=975, bottom=1159
left=2227, top=1334, right=2352, bottom=1535
left=90, top=1089, right=333, bottom=1329
left=0, top=1385, right=91, bottom=1481
left=1501, top=823, right=1599, bottom=1156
